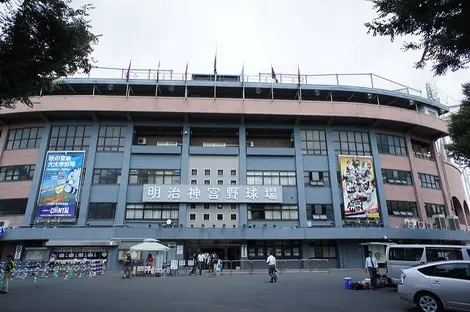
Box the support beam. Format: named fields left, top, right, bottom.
left=91, top=112, right=98, bottom=122
left=327, top=117, right=334, bottom=126
left=39, top=112, right=49, bottom=122
left=126, top=112, right=133, bottom=121
left=371, top=120, right=380, bottom=128
left=294, top=116, right=301, bottom=125
left=184, top=114, right=189, bottom=123
left=67, top=83, right=76, bottom=94
left=406, top=125, right=419, bottom=135
left=0, top=119, right=6, bottom=127
left=347, top=92, right=356, bottom=101
left=240, top=115, right=245, bottom=124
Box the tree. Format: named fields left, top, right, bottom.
left=447, top=84, right=470, bottom=167
left=0, top=0, right=98, bottom=108
left=365, top=0, right=470, bottom=76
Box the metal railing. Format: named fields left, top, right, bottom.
left=66, top=66, right=422, bottom=97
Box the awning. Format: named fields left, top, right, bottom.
left=45, top=240, right=118, bottom=247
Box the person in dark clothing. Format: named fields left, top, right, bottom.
left=1, top=254, right=15, bottom=294
left=124, top=253, right=132, bottom=279
left=190, top=253, right=197, bottom=275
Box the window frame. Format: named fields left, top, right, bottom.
left=381, top=169, right=413, bottom=186
left=128, top=169, right=181, bottom=185
left=300, top=130, right=327, bottom=155
left=0, top=165, right=35, bottom=182
left=386, top=200, right=418, bottom=217
left=92, top=169, right=122, bottom=184
left=97, top=126, right=126, bottom=152
left=88, top=203, right=117, bottom=220
left=0, top=198, right=28, bottom=215
left=425, top=203, right=446, bottom=217
left=49, top=125, right=92, bottom=151
left=6, top=127, right=43, bottom=150
left=333, top=130, right=371, bottom=156
left=125, top=203, right=179, bottom=221
left=248, top=204, right=299, bottom=220
left=418, top=173, right=441, bottom=189
left=246, top=171, right=296, bottom=186
left=376, top=134, right=408, bottom=156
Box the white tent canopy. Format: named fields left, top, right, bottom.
left=130, top=238, right=170, bottom=252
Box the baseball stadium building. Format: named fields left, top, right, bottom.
left=0, top=67, right=469, bottom=270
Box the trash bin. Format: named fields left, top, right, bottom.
left=344, top=277, right=352, bottom=289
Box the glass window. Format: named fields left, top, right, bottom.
left=333, top=130, right=370, bottom=156
left=304, top=171, right=329, bottom=186
left=204, top=169, right=210, bottom=175
left=191, top=169, right=197, bottom=175
left=387, top=201, right=418, bottom=216
left=0, top=165, right=35, bottom=182
left=230, top=214, right=237, bottom=220
left=125, top=203, right=178, bottom=220
left=425, top=248, right=464, bottom=262
left=300, top=130, right=327, bottom=155
left=231, top=170, right=237, bottom=176
left=0, top=198, right=27, bottom=215
left=309, top=241, right=337, bottom=259
left=419, top=263, right=470, bottom=280
left=388, top=247, right=424, bottom=261
left=128, top=169, right=180, bottom=185
left=217, top=169, right=223, bottom=176
left=97, top=126, right=126, bottom=152
left=248, top=205, right=298, bottom=220
left=381, top=169, right=413, bottom=185
left=412, top=140, right=432, bottom=160
left=6, top=127, right=43, bottom=150
left=203, top=214, right=210, bottom=220
left=418, top=173, right=441, bottom=189
left=88, top=203, right=116, bottom=220
left=92, top=169, right=121, bottom=184
left=217, top=214, right=223, bottom=220
left=247, top=171, right=296, bottom=186
left=425, top=203, right=446, bottom=217
left=49, top=125, right=92, bottom=151
left=376, top=134, right=407, bottom=156
left=189, top=213, right=196, bottom=221
left=306, top=204, right=333, bottom=220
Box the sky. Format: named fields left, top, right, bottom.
left=79, top=0, right=469, bottom=105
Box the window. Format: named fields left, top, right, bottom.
left=217, top=169, right=223, bottom=176
left=388, top=247, right=424, bottom=261
left=0, top=165, right=35, bottom=182
left=306, top=204, right=333, bottom=220
left=381, top=169, right=413, bottom=185
left=125, top=203, right=178, bottom=220
left=412, top=140, right=432, bottom=160
left=425, top=248, right=464, bottom=262
left=217, top=180, right=223, bottom=185
left=418, top=173, right=441, bottom=189
left=231, top=204, right=237, bottom=209
left=300, top=130, right=327, bottom=155
left=248, top=240, right=301, bottom=259
left=49, top=125, right=92, bottom=151
left=129, top=169, right=180, bottom=184
left=217, top=204, right=223, bottom=209
left=387, top=201, right=418, bottom=216
left=247, top=171, right=296, bottom=186
left=88, top=203, right=116, bottom=220
left=0, top=198, right=27, bottom=215
left=248, top=205, right=299, bottom=220
left=231, top=180, right=236, bottom=185
left=190, top=204, right=196, bottom=209
left=204, top=169, right=210, bottom=175
left=189, top=213, right=196, bottom=221
left=376, top=134, right=407, bottom=156
left=6, top=127, right=43, bottom=150
left=97, top=126, right=126, bottom=152
left=204, top=204, right=209, bottom=209
left=425, top=203, right=446, bottom=217
left=230, top=214, right=237, bottom=220
left=231, top=170, right=237, bottom=176
left=217, top=214, right=223, bottom=221
left=92, top=169, right=121, bottom=184
left=203, top=214, right=210, bottom=220
left=309, top=241, right=337, bottom=258
left=191, top=169, right=197, bottom=175
left=418, top=263, right=470, bottom=281
left=191, top=180, right=197, bottom=185
left=304, top=171, right=329, bottom=186
left=333, top=130, right=371, bottom=156
left=204, top=180, right=210, bottom=185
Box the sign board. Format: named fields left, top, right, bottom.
left=241, top=245, right=247, bottom=258
left=176, top=245, right=183, bottom=255
left=170, top=260, right=179, bottom=270
left=14, top=245, right=23, bottom=260
left=143, top=185, right=283, bottom=203
left=36, top=151, right=86, bottom=218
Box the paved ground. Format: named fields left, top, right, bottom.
left=0, top=270, right=417, bottom=312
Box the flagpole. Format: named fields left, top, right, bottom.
left=213, top=49, right=217, bottom=101
left=155, top=60, right=160, bottom=98
left=298, top=65, right=302, bottom=103
left=126, top=59, right=131, bottom=98
left=184, top=61, right=188, bottom=100
left=241, top=63, right=245, bottom=101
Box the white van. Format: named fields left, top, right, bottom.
left=385, top=244, right=470, bottom=284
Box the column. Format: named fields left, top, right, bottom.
left=293, top=127, right=307, bottom=227
left=238, top=124, right=247, bottom=226
left=179, top=123, right=190, bottom=226
left=369, top=130, right=389, bottom=226
left=114, top=122, right=134, bottom=225
left=24, top=123, right=51, bottom=226
left=326, top=128, right=343, bottom=227
left=77, top=122, right=99, bottom=226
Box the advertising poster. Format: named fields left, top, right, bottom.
left=338, top=155, right=380, bottom=218
left=36, top=151, right=85, bottom=218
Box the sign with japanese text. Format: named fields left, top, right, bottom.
left=36, top=151, right=85, bottom=218
left=142, top=185, right=283, bottom=203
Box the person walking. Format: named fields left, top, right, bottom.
left=365, top=251, right=378, bottom=290
left=1, top=254, right=15, bottom=294
left=124, top=253, right=132, bottom=279
left=197, top=251, right=205, bottom=275
left=266, top=252, right=277, bottom=283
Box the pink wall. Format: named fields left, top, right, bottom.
left=0, top=215, right=25, bottom=227
left=0, top=149, right=40, bottom=166
left=380, top=154, right=411, bottom=171
left=0, top=181, right=32, bottom=199
left=443, top=162, right=469, bottom=228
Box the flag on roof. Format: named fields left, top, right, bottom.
left=271, top=66, right=278, bottom=83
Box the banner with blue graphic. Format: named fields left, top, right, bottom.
left=36, top=151, right=85, bottom=218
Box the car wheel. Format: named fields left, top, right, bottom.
left=416, top=292, right=443, bottom=312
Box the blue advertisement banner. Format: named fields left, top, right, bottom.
left=36, top=151, right=85, bottom=218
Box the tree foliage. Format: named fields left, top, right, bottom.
left=447, top=84, right=470, bottom=167
left=365, top=0, right=470, bottom=76
left=0, top=0, right=98, bottom=108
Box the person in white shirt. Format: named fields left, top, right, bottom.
left=197, top=252, right=205, bottom=275
left=266, top=252, right=277, bottom=283
left=364, top=251, right=378, bottom=289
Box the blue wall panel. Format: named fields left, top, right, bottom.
left=304, top=187, right=333, bottom=204
left=282, top=187, right=298, bottom=204
left=302, top=156, right=329, bottom=171
left=89, top=185, right=120, bottom=202
left=94, top=152, right=124, bottom=169
left=246, top=156, right=296, bottom=171
left=130, top=155, right=181, bottom=169
left=127, top=185, right=143, bottom=202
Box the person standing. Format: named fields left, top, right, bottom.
left=197, top=252, right=205, bottom=275
left=124, top=253, right=132, bottom=279
left=365, top=251, right=378, bottom=290
left=1, top=254, right=15, bottom=294
left=266, top=252, right=277, bottom=283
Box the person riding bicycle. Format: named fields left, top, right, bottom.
left=266, top=252, right=277, bottom=283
